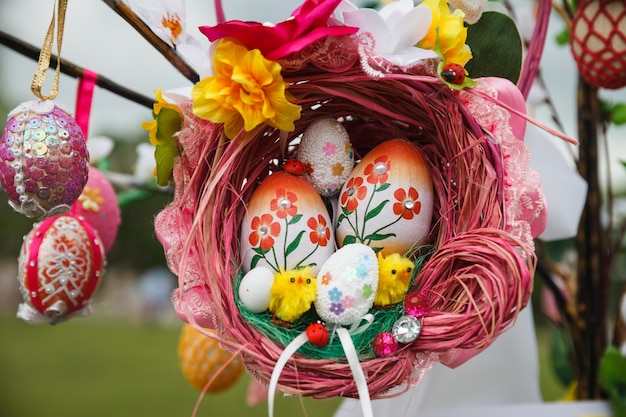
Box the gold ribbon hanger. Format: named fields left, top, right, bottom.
left=31, top=0, right=69, bottom=101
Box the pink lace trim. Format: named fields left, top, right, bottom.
left=153, top=102, right=218, bottom=324
left=459, top=80, right=545, bottom=249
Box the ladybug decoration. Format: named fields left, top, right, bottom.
left=281, top=159, right=306, bottom=175
left=441, top=63, right=466, bottom=85
left=306, top=321, right=329, bottom=347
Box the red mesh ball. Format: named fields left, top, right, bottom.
left=570, top=0, right=626, bottom=89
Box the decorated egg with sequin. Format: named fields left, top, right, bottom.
left=295, top=118, right=354, bottom=197
left=240, top=171, right=334, bottom=275
left=335, top=139, right=433, bottom=256
left=0, top=100, right=89, bottom=219
left=16, top=213, right=105, bottom=324
left=70, top=166, right=121, bottom=253
left=315, top=243, right=378, bottom=326
left=178, top=324, right=245, bottom=393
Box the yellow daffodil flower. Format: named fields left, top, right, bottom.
left=141, top=88, right=182, bottom=146
left=191, top=38, right=301, bottom=139
left=419, top=0, right=472, bottom=66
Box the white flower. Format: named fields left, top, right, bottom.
left=447, top=0, right=488, bottom=25
left=131, top=0, right=210, bottom=77
left=87, top=135, right=114, bottom=163
left=338, top=0, right=437, bottom=67
left=134, top=142, right=157, bottom=181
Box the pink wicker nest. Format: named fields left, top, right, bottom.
left=155, top=34, right=539, bottom=400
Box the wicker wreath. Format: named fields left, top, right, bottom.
left=155, top=30, right=539, bottom=401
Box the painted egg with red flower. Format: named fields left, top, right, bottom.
left=240, top=171, right=335, bottom=275
left=0, top=100, right=89, bottom=219
left=336, top=139, right=434, bottom=256
left=306, top=321, right=330, bottom=347
left=16, top=214, right=105, bottom=324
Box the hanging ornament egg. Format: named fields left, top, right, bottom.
left=240, top=171, right=334, bottom=275
left=336, top=139, right=434, bottom=256
left=0, top=100, right=89, bottom=219
left=70, top=166, right=121, bottom=253
left=570, top=0, right=626, bottom=89
left=16, top=213, right=105, bottom=324
left=314, top=243, right=378, bottom=326
left=178, top=324, right=245, bottom=393
left=295, top=118, right=354, bottom=197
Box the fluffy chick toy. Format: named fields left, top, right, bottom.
left=269, top=266, right=317, bottom=323
left=374, top=252, right=415, bottom=307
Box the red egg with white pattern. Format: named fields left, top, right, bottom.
left=16, top=214, right=105, bottom=324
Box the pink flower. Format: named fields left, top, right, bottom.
left=198, top=0, right=358, bottom=61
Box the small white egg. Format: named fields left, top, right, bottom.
left=238, top=267, right=275, bottom=313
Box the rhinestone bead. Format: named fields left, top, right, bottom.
left=392, top=315, right=422, bottom=344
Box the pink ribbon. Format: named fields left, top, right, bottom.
left=74, top=68, right=98, bottom=139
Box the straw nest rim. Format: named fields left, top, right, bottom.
left=160, top=47, right=536, bottom=399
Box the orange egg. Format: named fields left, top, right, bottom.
left=240, top=171, right=335, bottom=274
left=336, top=139, right=433, bottom=256
left=178, top=324, right=245, bottom=393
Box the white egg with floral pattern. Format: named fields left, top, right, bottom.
left=315, top=243, right=378, bottom=326
left=336, top=139, right=434, bottom=256
left=240, top=171, right=335, bottom=275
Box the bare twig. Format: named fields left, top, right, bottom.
left=0, top=30, right=154, bottom=109
left=101, top=0, right=199, bottom=84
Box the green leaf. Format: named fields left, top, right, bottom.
left=154, top=144, right=177, bottom=186
left=250, top=254, right=263, bottom=269
left=288, top=214, right=303, bottom=225
left=342, top=235, right=357, bottom=246
left=252, top=246, right=269, bottom=255
left=365, top=200, right=389, bottom=221
left=377, top=183, right=391, bottom=192
left=153, top=107, right=183, bottom=186
left=285, top=230, right=305, bottom=257
left=365, top=232, right=396, bottom=241
left=555, top=28, right=570, bottom=46
left=465, top=11, right=523, bottom=83
left=600, top=346, right=626, bottom=417
left=155, top=108, right=183, bottom=145
left=613, top=103, right=626, bottom=125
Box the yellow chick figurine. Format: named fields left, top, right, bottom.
left=269, top=266, right=317, bottom=323
left=374, top=252, right=415, bottom=307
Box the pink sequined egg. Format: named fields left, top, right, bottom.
left=0, top=100, right=89, bottom=219
left=16, top=214, right=105, bottom=324
left=70, top=166, right=121, bottom=252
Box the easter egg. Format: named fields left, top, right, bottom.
left=16, top=214, right=105, bottom=324
left=70, top=166, right=121, bottom=253
left=336, top=139, right=433, bottom=256
left=178, top=324, right=245, bottom=393
left=0, top=100, right=89, bottom=219
left=296, top=118, right=354, bottom=197
left=240, top=171, right=334, bottom=275
left=238, top=266, right=275, bottom=313
left=315, top=243, right=378, bottom=326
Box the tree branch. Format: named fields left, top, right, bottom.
left=101, top=0, right=199, bottom=84
left=0, top=30, right=154, bottom=109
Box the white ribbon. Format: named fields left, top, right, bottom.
left=267, top=328, right=373, bottom=417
